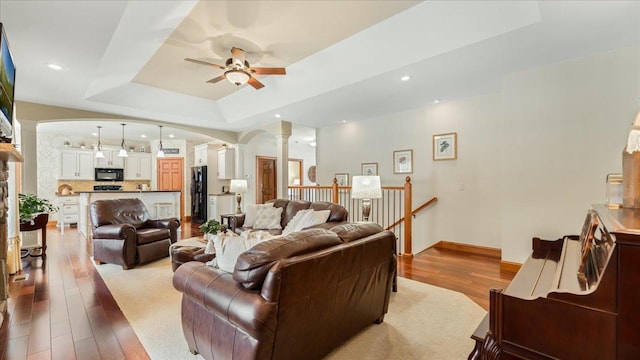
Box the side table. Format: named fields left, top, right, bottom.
left=220, top=213, right=243, bottom=228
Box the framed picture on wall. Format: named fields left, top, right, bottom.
left=433, top=132, right=457, bottom=160
left=393, top=149, right=413, bottom=174
left=361, top=162, right=378, bottom=176
left=335, top=173, right=349, bottom=186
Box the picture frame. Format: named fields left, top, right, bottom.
left=361, top=162, right=378, bottom=176
left=433, top=132, right=457, bottom=161
left=335, top=173, right=349, bottom=186
left=393, top=149, right=413, bottom=174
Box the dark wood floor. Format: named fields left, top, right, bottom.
left=1, top=222, right=515, bottom=359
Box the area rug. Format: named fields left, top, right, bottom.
left=94, top=258, right=486, bottom=360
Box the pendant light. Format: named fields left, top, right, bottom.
left=118, top=123, right=128, bottom=157
left=95, top=126, right=105, bottom=158
left=156, top=125, right=165, bottom=158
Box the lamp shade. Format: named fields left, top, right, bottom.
left=351, top=176, right=382, bottom=199
left=230, top=179, right=248, bottom=194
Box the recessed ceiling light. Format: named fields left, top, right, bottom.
left=433, top=99, right=440, bottom=104
left=169, top=134, right=175, bottom=138
left=91, top=132, right=98, bottom=137
left=309, top=142, right=317, bottom=147
left=47, top=63, right=63, bottom=71
left=140, top=134, right=147, bottom=138
left=342, top=120, right=347, bottom=123
left=275, top=114, right=281, bottom=118
left=400, top=75, right=411, bottom=82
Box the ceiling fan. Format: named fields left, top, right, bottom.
left=185, top=47, right=286, bottom=90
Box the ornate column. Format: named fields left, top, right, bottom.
left=0, top=144, right=24, bottom=327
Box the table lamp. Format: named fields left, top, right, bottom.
left=230, top=179, right=248, bottom=213
left=351, top=176, right=382, bottom=221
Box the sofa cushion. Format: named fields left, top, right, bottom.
left=211, top=231, right=274, bottom=272
left=254, top=206, right=284, bottom=230
left=282, top=200, right=311, bottom=227
left=136, top=228, right=171, bottom=245
left=244, top=203, right=274, bottom=227
left=233, top=228, right=342, bottom=289
left=330, top=222, right=385, bottom=243
left=310, top=201, right=349, bottom=222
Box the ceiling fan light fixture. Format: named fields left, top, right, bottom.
left=225, top=70, right=250, bottom=86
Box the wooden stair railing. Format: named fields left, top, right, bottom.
left=387, top=195, right=438, bottom=257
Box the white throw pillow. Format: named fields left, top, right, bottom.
left=282, top=209, right=314, bottom=235
left=254, top=206, right=283, bottom=230
left=294, top=210, right=331, bottom=232
left=207, top=230, right=275, bottom=272
left=244, top=203, right=274, bottom=227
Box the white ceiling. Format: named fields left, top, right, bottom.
left=2, top=1, right=640, bottom=143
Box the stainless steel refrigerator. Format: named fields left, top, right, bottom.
left=191, top=166, right=207, bottom=223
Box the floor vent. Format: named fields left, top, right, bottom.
left=12, top=274, right=29, bottom=282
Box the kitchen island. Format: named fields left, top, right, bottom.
left=75, top=190, right=181, bottom=238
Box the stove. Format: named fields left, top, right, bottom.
left=93, top=185, right=122, bottom=191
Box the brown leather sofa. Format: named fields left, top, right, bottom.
left=229, top=199, right=348, bottom=234
left=90, top=198, right=180, bottom=269
left=173, top=222, right=396, bottom=360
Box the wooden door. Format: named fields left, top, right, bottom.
left=157, top=158, right=184, bottom=220
left=256, top=156, right=276, bottom=204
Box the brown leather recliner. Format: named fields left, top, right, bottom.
left=90, top=198, right=180, bottom=270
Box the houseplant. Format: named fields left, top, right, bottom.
left=19, top=193, right=58, bottom=224
left=199, top=219, right=228, bottom=240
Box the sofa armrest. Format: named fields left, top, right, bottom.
left=173, top=262, right=278, bottom=341
left=146, top=218, right=181, bottom=242
left=92, top=223, right=137, bottom=240
left=229, top=214, right=246, bottom=232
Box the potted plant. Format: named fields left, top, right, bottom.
left=19, top=193, right=59, bottom=224
left=199, top=219, right=228, bottom=240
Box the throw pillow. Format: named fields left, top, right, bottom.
left=254, top=206, right=283, bottom=230
left=244, top=203, right=274, bottom=227
left=209, top=230, right=273, bottom=273
left=294, top=209, right=331, bottom=232
left=282, top=209, right=314, bottom=235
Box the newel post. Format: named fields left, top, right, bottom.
left=332, top=178, right=339, bottom=204
left=403, top=176, right=413, bottom=256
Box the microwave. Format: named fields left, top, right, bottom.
left=95, top=168, right=124, bottom=181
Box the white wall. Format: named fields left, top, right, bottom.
left=240, top=131, right=316, bottom=205
left=317, top=46, right=638, bottom=263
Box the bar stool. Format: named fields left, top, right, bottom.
left=154, top=202, right=174, bottom=219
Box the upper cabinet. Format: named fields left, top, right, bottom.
left=124, top=152, right=151, bottom=180
left=94, top=148, right=124, bottom=168
left=194, top=143, right=219, bottom=166
left=59, top=149, right=94, bottom=180
left=217, top=148, right=235, bottom=179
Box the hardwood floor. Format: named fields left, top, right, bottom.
left=1, top=222, right=514, bottom=359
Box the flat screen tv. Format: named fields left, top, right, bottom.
left=0, top=22, right=16, bottom=140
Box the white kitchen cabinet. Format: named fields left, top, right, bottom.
left=208, top=194, right=235, bottom=222
left=217, top=148, right=235, bottom=179
left=125, top=152, right=152, bottom=180
left=194, top=143, right=219, bottom=166
left=94, top=148, right=124, bottom=168
left=59, top=149, right=94, bottom=180
left=57, top=195, right=79, bottom=230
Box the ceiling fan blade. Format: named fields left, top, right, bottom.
left=250, top=67, right=286, bottom=75
left=206, top=75, right=227, bottom=84
left=184, top=58, right=226, bottom=70
left=248, top=76, right=265, bottom=90
left=231, top=47, right=246, bottom=65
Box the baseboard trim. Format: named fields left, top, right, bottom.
left=500, top=260, right=522, bottom=273
left=430, top=241, right=501, bottom=259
